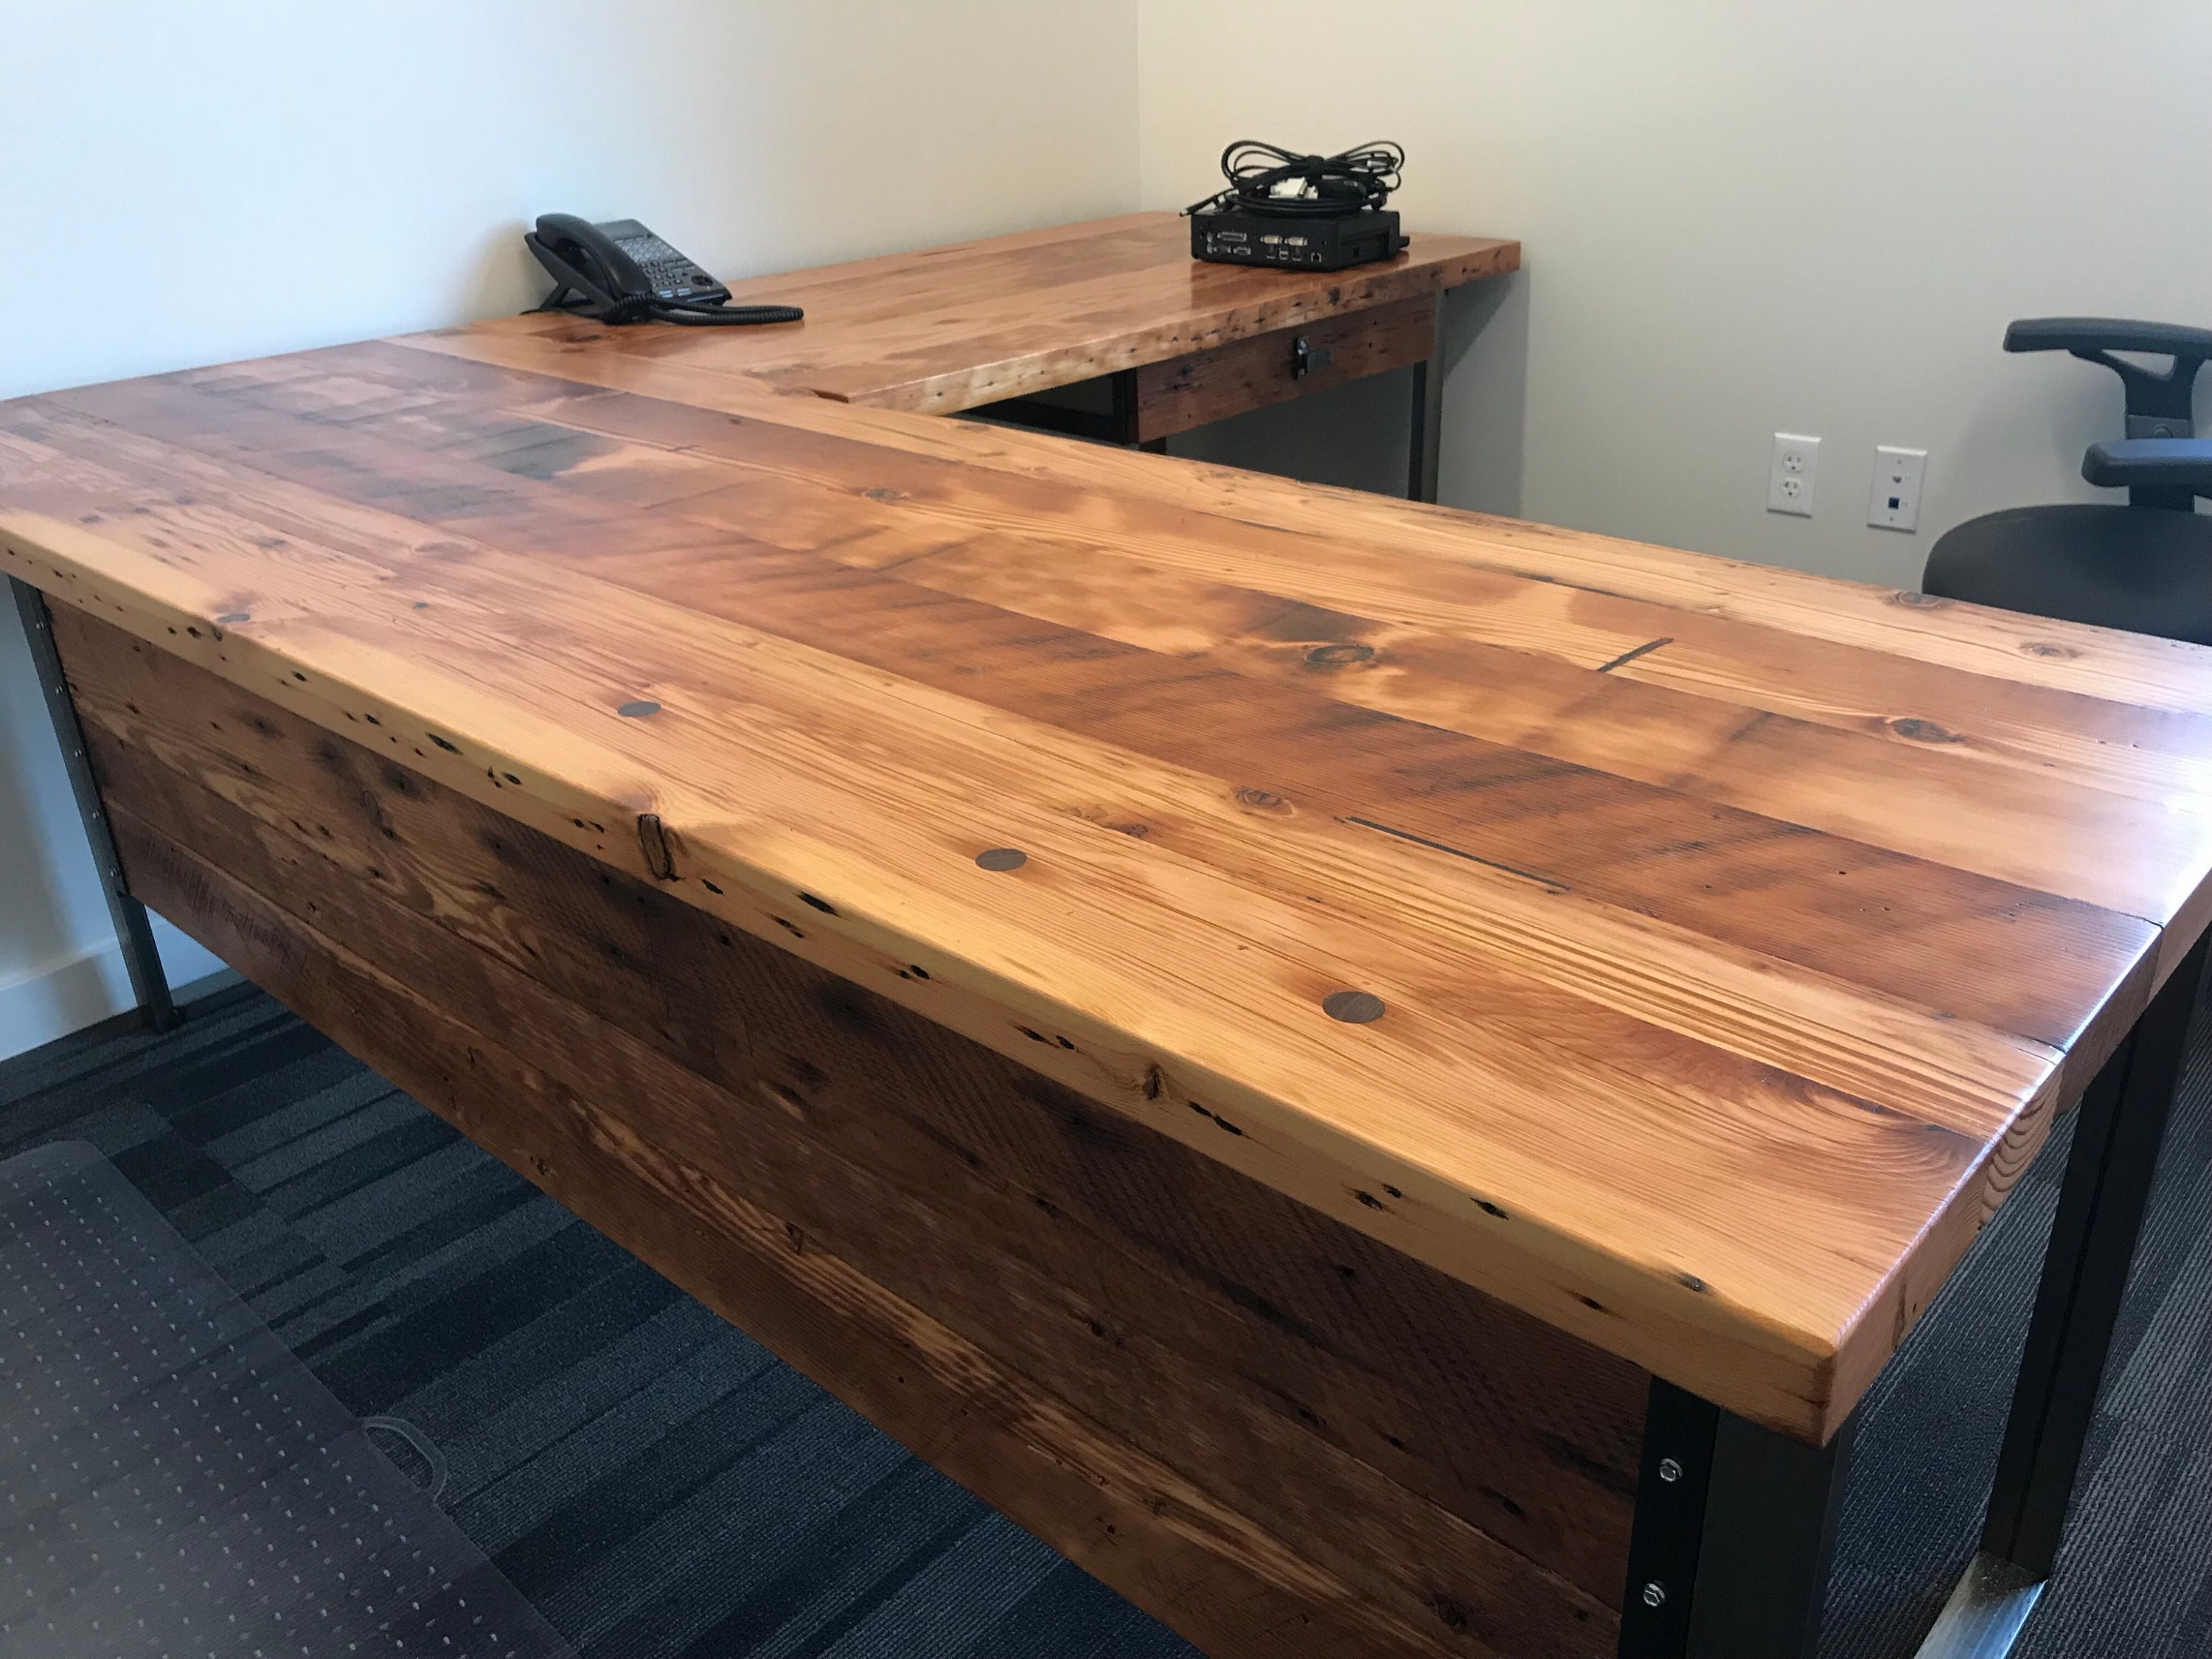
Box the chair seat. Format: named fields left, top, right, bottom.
left=1921, top=504, right=2212, bottom=644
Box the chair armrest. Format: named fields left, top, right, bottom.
left=2082, top=438, right=2212, bottom=507
left=2007, top=317, right=2212, bottom=359
left=2007, top=318, right=2212, bottom=434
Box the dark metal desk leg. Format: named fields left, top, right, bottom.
left=1618, top=1379, right=1857, bottom=1658
left=1915, top=931, right=2209, bottom=1656
left=1109, top=369, right=1144, bottom=449
left=1407, top=305, right=1445, bottom=502
left=9, top=577, right=177, bottom=1032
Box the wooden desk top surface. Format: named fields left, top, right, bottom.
left=473, top=212, right=1518, bottom=413
left=6, top=225, right=2211, bottom=1442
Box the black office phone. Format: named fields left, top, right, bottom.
left=524, top=215, right=802, bottom=327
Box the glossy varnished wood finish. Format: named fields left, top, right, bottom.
left=464, top=212, right=1516, bottom=414
left=63, top=610, right=1632, bottom=1658
left=4, top=321, right=2211, bottom=1456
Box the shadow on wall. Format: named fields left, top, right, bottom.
left=466, top=224, right=554, bottom=323
left=1168, top=268, right=1531, bottom=515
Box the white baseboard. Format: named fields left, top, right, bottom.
left=0, top=914, right=228, bottom=1062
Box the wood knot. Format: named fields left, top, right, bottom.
left=2023, top=640, right=2079, bottom=659
left=1235, top=787, right=1292, bottom=815
left=863, top=487, right=905, bottom=502
left=1424, top=1590, right=1473, bottom=1632
left=1304, top=642, right=1375, bottom=667
left=1891, top=590, right=1948, bottom=608
left=1888, top=716, right=1963, bottom=743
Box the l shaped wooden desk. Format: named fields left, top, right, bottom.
left=5, top=214, right=2210, bottom=1659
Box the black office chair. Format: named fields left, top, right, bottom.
left=1922, top=319, right=2212, bottom=644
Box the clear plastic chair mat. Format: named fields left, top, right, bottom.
left=0, top=1140, right=572, bottom=1658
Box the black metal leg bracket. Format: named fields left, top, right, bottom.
left=1619, top=1378, right=1857, bottom=1659
left=1407, top=302, right=1446, bottom=503
left=8, top=576, right=177, bottom=1032
left=1911, top=932, right=2210, bottom=1658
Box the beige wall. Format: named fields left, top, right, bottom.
left=1139, top=1, right=2212, bottom=587
left=0, top=0, right=1138, bottom=1057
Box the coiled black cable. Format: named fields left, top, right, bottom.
left=1183, top=139, right=1405, bottom=219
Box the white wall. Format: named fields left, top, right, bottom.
left=0, top=0, right=1138, bottom=1059
left=1138, top=1, right=2212, bottom=583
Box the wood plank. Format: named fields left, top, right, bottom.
left=397, top=324, right=2212, bottom=723
left=15, top=375, right=2160, bottom=1065
left=458, top=212, right=1516, bottom=414
left=77, top=619, right=1627, bottom=1657
left=109, top=810, right=1475, bottom=1659
left=58, top=604, right=1649, bottom=1604
left=386, top=330, right=2212, bottom=988
left=375, top=330, right=2212, bottom=832
left=0, top=372, right=2171, bottom=1440
left=260, top=345, right=2212, bottom=939
left=1130, top=294, right=1437, bottom=441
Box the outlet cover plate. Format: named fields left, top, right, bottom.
left=1768, top=432, right=1820, bottom=517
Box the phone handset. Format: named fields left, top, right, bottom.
left=524, top=215, right=802, bottom=328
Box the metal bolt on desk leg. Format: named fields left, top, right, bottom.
left=1618, top=1378, right=1856, bottom=1659
left=1618, top=1380, right=1716, bottom=1658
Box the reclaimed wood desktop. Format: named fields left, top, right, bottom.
left=4, top=220, right=2211, bottom=1659
left=474, top=212, right=1520, bottom=495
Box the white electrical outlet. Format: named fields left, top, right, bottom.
left=1867, top=445, right=1928, bottom=532
left=1767, top=433, right=1820, bottom=517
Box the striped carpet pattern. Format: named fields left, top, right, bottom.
left=1, top=973, right=2207, bottom=1657
left=0, top=980, right=1190, bottom=1659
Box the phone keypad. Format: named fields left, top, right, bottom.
left=614, top=234, right=716, bottom=299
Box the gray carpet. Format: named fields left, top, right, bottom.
left=1, top=974, right=2207, bottom=1657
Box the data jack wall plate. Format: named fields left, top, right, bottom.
left=1867, top=445, right=1928, bottom=532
